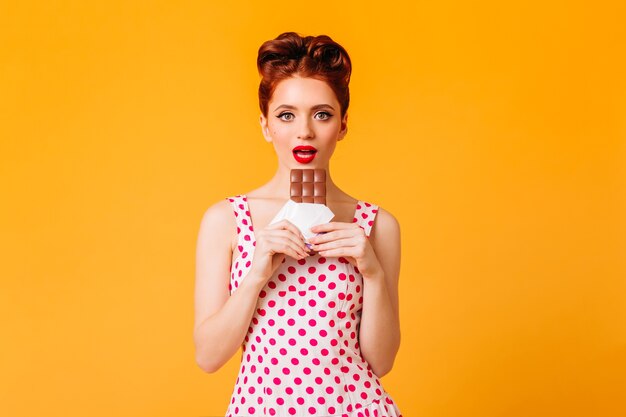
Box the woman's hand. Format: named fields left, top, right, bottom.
left=248, top=219, right=310, bottom=284
left=307, top=222, right=383, bottom=278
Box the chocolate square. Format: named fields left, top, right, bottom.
left=290, top=169, right=326, bottom=205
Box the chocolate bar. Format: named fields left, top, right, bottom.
left=290, top=169, right=326, bottom=205
left=290, top=169, right=327, bottom=253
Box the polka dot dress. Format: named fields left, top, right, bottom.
left=224, top=195, right=403, bottom=417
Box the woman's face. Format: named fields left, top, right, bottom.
left=260, top=76, right=348, bottom=169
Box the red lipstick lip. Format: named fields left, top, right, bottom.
left=292, top=146, right=317, bottom=163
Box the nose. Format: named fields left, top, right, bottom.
left=297, top=118, right=314, bottom=140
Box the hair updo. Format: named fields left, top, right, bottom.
left=257, top=32, right=352, bottom=118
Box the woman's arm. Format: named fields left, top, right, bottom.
left=358, top=207, right=402, bottom=378
left=193, top=200, right=266, bottom=373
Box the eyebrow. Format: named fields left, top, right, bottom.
left=272, top=104, right=335, bottom=112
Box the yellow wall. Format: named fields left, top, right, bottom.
left=1, top=1, right=625, bottom=416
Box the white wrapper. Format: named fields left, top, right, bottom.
left=268, top=199, right=335, bottom=241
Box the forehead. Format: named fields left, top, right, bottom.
left=270, top=76, right=338, bottom=108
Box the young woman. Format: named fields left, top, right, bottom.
left=194, top=32, right=403, bottom=417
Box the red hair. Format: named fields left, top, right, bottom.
left=257, top=32, right=352, bottom=118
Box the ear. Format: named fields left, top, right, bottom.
left=338, top=112, right=348, bottom=141
left=260, top=113, right=272, bottom=143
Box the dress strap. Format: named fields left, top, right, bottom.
left=225, top=195, right=255, bottom=248
left=352, top=200, right=380, bottom=237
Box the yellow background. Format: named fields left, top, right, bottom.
left=1, top=1, right=625, bottom=416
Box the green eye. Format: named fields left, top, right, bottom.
left=315, top=112, right=332, bottom=120
left=278, top=112, right=294, bottom=121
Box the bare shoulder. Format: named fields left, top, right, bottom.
left=201, top=198, right=234, bottom=222
left=369, top=205, right=401, bottom=243
left=367, top=204, right=401, bottom=317
left=198, top=198, right=237, bottom=252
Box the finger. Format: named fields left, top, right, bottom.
left=308, top=229, right=353, bottom=245
left=267, top=219, right=307, bottom=241
left=317, top=245, right=358, bottom=258
left=267, top=237, right=307, bottom=259
left=310, top=221, right=356, bottom=234
left=310, top=237, right=357, bottom=253
left=266, top=236, right=309, bottom=259
left=265, top=229, right=308, bottom=252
